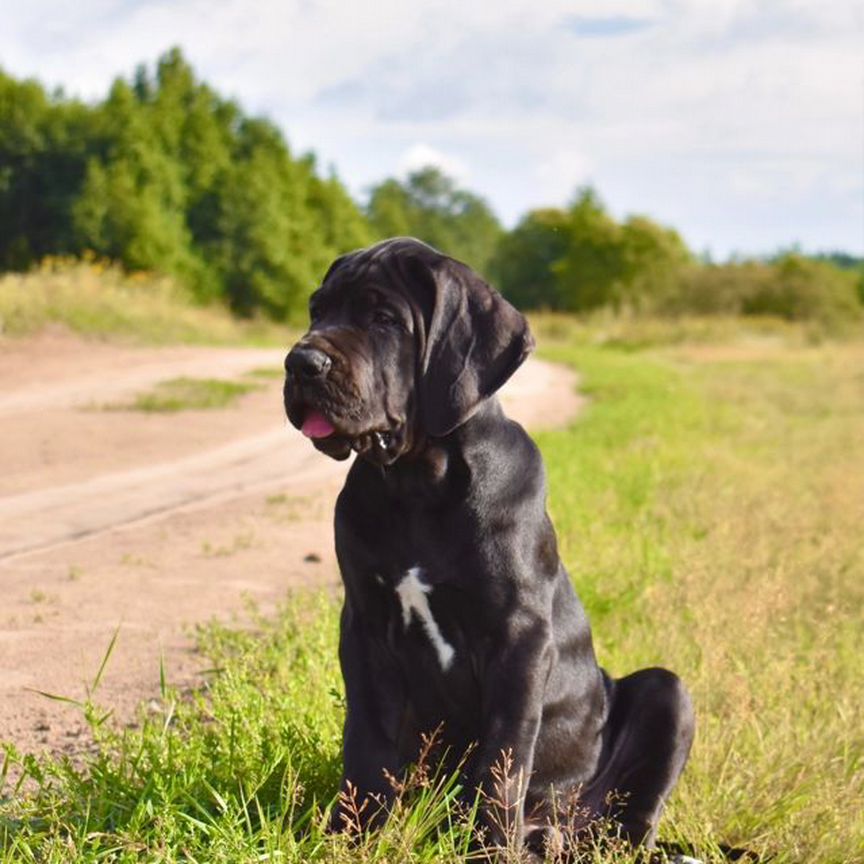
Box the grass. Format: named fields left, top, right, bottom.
left=2, top=319, right=863, bottom=862
left=102, top=377, right=261, bottom=413
left=201, top=531, right=256, bottom=558
left=536, top=330, right=864, bottom=862
left=0, top=257, right=290, bottom=346
left=243, top=367, right=286, bottom=380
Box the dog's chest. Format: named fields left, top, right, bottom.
left=390, top=566, right=457, bottom=671
left=370, top=564, right=474, bottom=682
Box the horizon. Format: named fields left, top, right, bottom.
left=3, top=0, right=862, bottom=260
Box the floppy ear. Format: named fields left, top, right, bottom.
left=420, top=257, right=534, bottom=437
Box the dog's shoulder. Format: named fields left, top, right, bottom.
left=455, top=399, right=546, bottom=501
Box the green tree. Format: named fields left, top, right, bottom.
left=0, top=71, right=98, bottom=268
left=552, top=187, right=628, bottom=311
left=367, top=166, right=502, bottom=273
left=494, top=189, right=692, bottom=313
left=72, top=77, right=199, bottom=282
left=63, top=48, right=372, bottom=317
left=213, top=120, right=321, bottom=316
left=492, top=208, right=570, bottom=309
left=619, top=215, right=691, bottom=312
left=211, top=124, right=371, bottom=318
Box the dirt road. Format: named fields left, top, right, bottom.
left=0, top=332, right=582, bottom=755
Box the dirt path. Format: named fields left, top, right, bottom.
left=0, top=332, right=582, bottom=756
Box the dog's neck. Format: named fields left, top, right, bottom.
left=367, top=397, right=505, bottom=501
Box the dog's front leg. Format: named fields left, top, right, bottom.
left=469, top=615, right=553, bottom=852
left=330, top=600, right=405, bottom=834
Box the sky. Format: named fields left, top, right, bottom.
left=2, top=0, right=862, bottom=259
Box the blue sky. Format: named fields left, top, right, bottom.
left=2, top=0, right=862, bottom=258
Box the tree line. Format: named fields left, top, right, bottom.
left=2, top=48, right=862, bottom=326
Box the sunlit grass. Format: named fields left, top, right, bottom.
left=528, top=310, right=852, bottom=350
left=536, top=331, right=864, bottom=862
left=242, top=366, right=285, bottom=380
left=2, top=323, right=862, bottom=862
left=0, top=257, right=290, bottom=346
left=101, top=376, right=261, bottom=413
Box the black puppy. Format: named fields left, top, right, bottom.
left=284, top=238, right=694, bottom=855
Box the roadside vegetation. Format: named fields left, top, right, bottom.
left=2, top=49, right=862, bottom=329
left=2, top=319, right=861, bottom=863
left=0, top=257, right=289, bottom=345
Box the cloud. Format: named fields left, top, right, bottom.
left=397, top=144, right=470, bottom=184
left=564, top=15, right=656, bottom=38
left=0, top=0, right=861, bottom=255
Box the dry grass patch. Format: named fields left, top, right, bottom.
left=0, top=257, right=289, bottom=346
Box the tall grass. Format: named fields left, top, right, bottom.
left=0, top=257, right=289, bottom=345
left=2, top=323, right=862, bottom=862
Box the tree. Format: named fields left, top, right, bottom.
left=552, top=188, right=628, bottom=312
left=492, top=208, right=570, bottom=309
left=367, top=166, right=502, bottom=273
left=0, top=47, right=375, bottom=318
left=619, top=215, right=691, bottom=312
left=72, top=77, right=199, bottom=283
left=0, top=71, right=98, bottom=268
left=494, top=189, right=692, bottom=313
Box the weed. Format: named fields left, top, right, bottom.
left=201, top=531, right=255, bottom=558
left=120, top=554, right=155, bottom=568
left=264, top=493, right=315, bottom=523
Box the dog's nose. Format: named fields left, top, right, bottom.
left=285, top=346, right=332, bottom=380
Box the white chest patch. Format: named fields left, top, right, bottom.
left=395, top=567, right=456, bottom=671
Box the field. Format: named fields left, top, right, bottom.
left=1, top=295, right=862, bottom=861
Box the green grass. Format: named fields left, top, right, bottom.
left=0, top=258, right=291, bottom=346
left=101, top=377, right=261, bottom=413
left=243, top=367, right=286, bottom=380
left=2, top=322, right=863, bottom=862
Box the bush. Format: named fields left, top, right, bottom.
left=665, top=255, right=863, bottom=331
left=744, top=254, right=863, bottom=327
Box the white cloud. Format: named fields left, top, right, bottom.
left=397, top=144, right=470, bottom=184
left=534, top=149, right=595, bottom=209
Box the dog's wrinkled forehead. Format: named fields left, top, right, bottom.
left=312, top=238, right=440, bottom=320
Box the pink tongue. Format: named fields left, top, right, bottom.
left=301, top=410, right=335, bottom=439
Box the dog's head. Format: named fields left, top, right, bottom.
left=283, top=238, right=533, bottom=464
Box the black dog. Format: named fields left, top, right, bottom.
left=284, top=238, right=695, bottom=856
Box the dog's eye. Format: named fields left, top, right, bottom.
left=372, top=308, right=399, bottom=328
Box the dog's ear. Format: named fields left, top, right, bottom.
left=420, top=257, right=534, bottom=437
